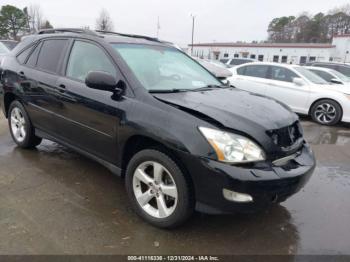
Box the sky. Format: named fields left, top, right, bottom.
left=2, top=0, right=350, bottom=47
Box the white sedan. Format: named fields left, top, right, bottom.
left=228, top=62, right=350, bottom=126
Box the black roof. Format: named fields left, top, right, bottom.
left=11, top=28, right=176, bottom=56
left=36, top=28, right=167, bottom=45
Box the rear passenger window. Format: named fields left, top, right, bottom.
left=36, top=39, right=68, bottom=73
left=269, top=66, right=298, bottom=83
left=66, top=41, right=115, bottom=81
left=17, top=45, right=34, bottom=64
left=26, top=43, right=41, bottom=67
left=243, top=65, right=269, bottom=78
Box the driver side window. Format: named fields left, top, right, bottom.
left=66, top=40, right=116, bottom=81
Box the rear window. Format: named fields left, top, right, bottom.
left=36, top=39, right=68, bottom=73
left=230, top=59, right=253, bottom=66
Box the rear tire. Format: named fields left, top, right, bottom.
left=125, top=149, right=194, bottom=228
left=310, top=99, right=342, bottom=126
left=8, top=101, right=42, bottom=149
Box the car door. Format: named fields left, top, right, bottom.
left=264, top=65, right=310, bottom=113
left=21, top=38, right=69, bottom=135
left=53, top=39, right=125, bottom=163
left=231, top=64, right=270, bottom=95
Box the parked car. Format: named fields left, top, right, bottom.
left=228, top=62, right=350, bottom=126
left=305, top=66, right=350, bottom=85
left=0, top=40, right=18, bottom=50
left=0, top=29, right=315, bottom=228
left=0, top=42, right=10, bottom=65
left=192, top=57, right=232, bottom=80
left=307, top=62, right=350, bottom=78
left=220, top=58, right=256, bottom=67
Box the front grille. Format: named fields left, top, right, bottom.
left=267, top=121, right=303, bottom=150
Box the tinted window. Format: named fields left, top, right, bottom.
left=281, top=56, right=288, bottom=63
left=337, top=66, right=350, bottom=77
left=314, top=64, right=337, bottom=70
left=230, top=59, right=253, bottom=65
left=37, top=40, right=68, bottom=73
left=26, top=43, right=42, bottom=67
left=270, top=66, right=298, bottom=82
left=273, top=56, right=279, bottom=62
left=17, top=45, right=34, bottom=64
left=237, top=66, right=246, bottom=75
left=310, top=70, right=333, bottom=82
left=66, top=41, right=116, bottom=81
left=258, top=55, right=264, bottom=61
left=243, top=65, right=269, bottom=78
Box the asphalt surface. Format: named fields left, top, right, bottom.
left=0, top=113, right=349, bottom=255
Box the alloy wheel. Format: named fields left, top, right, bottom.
left=10, top=107, right=27, bottom=143
left=133, top=161, right=178, bottom=219
left=314, top=103, right=336, bottom=124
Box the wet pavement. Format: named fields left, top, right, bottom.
left=0, top=114, right=349, bottom=255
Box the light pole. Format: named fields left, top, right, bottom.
left=190, top=14, right=196, bottom=56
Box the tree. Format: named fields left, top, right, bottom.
left=267, top=6, right=350, bottom=43
left=41, top=20, right=53, bottom=29
left=96, top=9, right=114, bottom=31
left=0, top=5, right=27, bottom=40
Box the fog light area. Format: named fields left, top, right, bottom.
left=223, top=189, right=253, bottom=203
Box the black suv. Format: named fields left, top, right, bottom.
left=0, top=29, right=315, bottom=228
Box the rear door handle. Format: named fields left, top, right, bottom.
left=58, top=84, right=66, bottom=93
left=18, top=71, right=25, bottom=78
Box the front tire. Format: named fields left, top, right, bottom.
left=310, top=99, right=342, bottom=126
left=8, top=101, right=42, bottom=148
left=125, top=149, right=194, bottom=228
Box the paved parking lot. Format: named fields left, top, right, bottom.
left=0, top=113, right=349, bottom=255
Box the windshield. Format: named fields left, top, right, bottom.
left=331, top=70, right=350, bottom=82
left=294, top=67, right=328, bottom=85
left=0, top=42, right=9, bottom=54
left=112, top=44, right=222, bottom=91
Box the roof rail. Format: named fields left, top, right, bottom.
left=37, top=28, right=98, bottom=36
left=95, top=30, right=161, bottom=43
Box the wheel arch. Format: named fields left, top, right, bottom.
left=120, top=135, right=193, bottom=187
left=4, top=92, right=20, bottom=118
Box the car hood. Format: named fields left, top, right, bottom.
left=153, top=88, right=298, bottom=136
left=197, top=60, right=233, bottom=78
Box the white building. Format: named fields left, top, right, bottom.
left=189, top=34, right=350, bottom=64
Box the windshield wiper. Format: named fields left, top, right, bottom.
left=149, top=89, right=189, bottom=93
left=192, top=84, right=229, bottom=92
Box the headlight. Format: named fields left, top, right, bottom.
left=199, top=127, right=265, bottom=163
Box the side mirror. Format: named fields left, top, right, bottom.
left=330, top=78, right=343, bottom=85
left=85, top=71, right=118, bottom=92
left=293, top=77, right=305, bottom=86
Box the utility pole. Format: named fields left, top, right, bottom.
left=190, top=14, right=196, bottom=56
left=156, top=16, right=160, bottom=39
